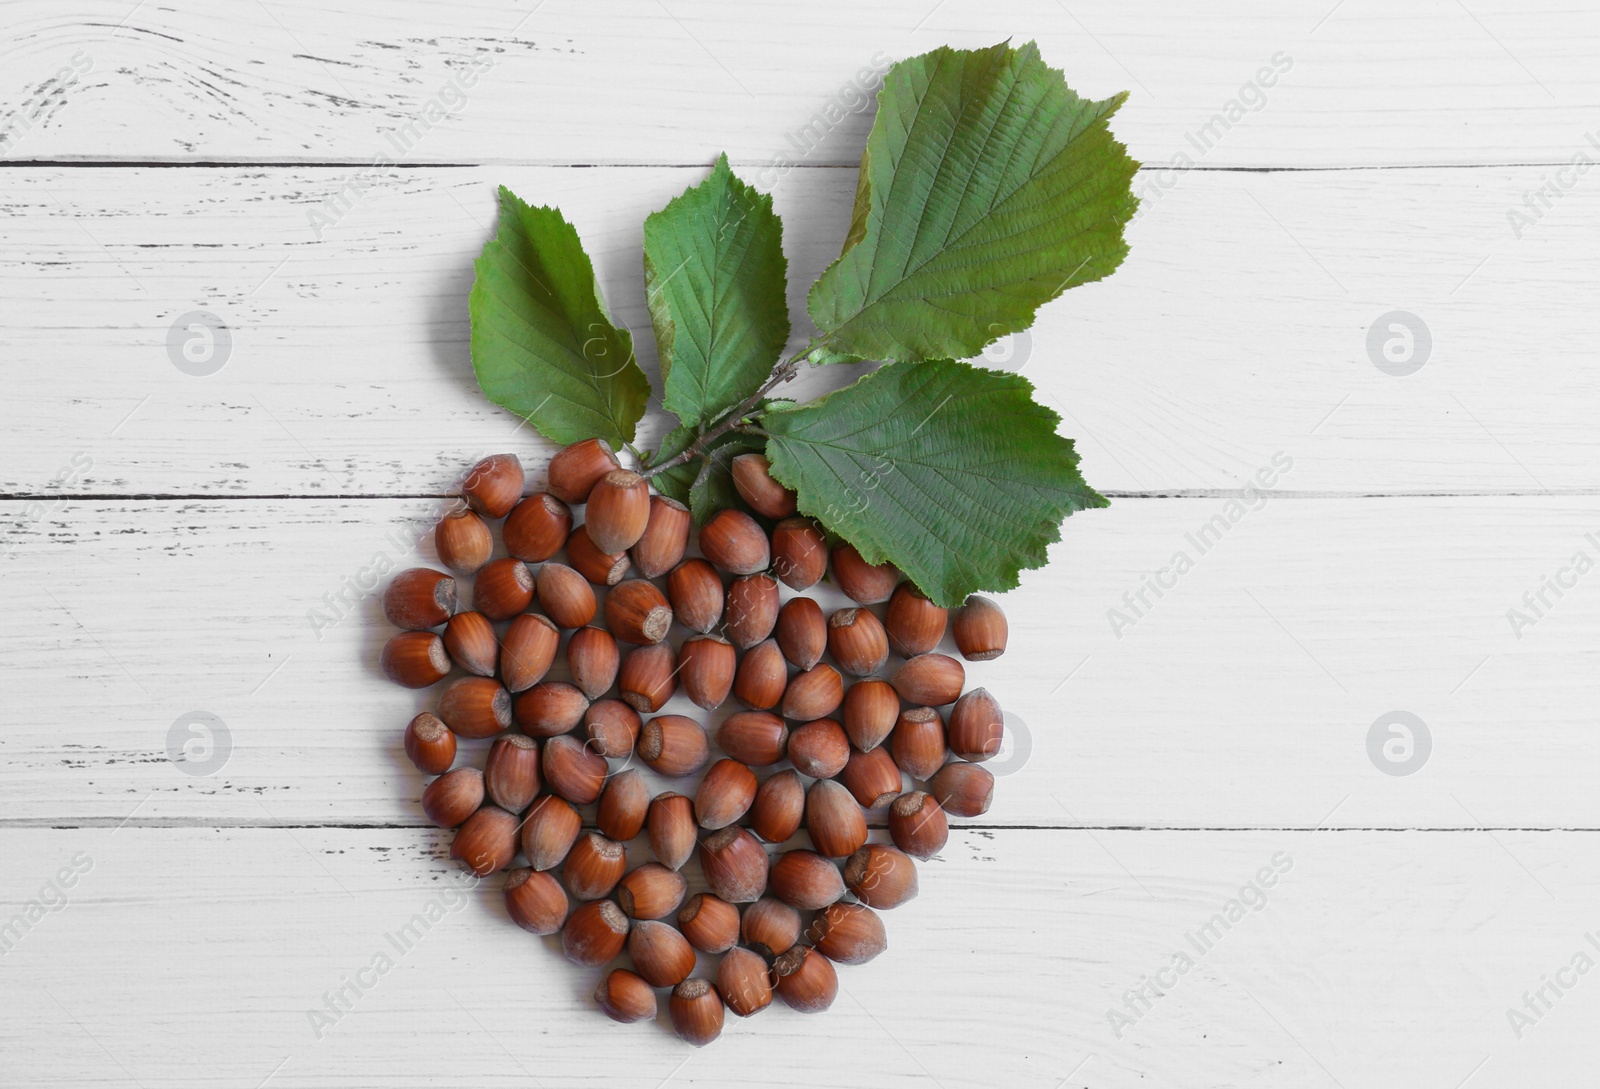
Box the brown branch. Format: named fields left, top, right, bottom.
left=641, top=351, right=807, bottom=479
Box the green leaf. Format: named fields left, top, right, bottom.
left=651, top=424, right=765, bottom=524
left=807, top=41, right=1138, bottom=365
left=643, top=154, right=790, bottom=429
left=470, top=187, right=652, bottom=446
left=762, top=358, right=1106, bottom=605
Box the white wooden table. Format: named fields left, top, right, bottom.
left=3, top=2, right=1596, bottom=1085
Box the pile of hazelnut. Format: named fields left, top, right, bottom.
left=382, top=441, right=1009, bottom=1046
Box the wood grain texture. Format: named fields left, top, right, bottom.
left=2, top=2, right=1592, bottom=1083
left=5, top=496, right=1595, bottom=827
left=2, top=164, right=1596, bottom=497
left=2, top=0, right=1595, bottom=167
left=0, top=826, right=1589, bottom=1087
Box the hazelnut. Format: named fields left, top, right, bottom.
left=618, top=643, right=676, bottom=713
left=731, top=452, right=797, bottom=518
left=630, top=495, right=691, bottom=578
left=595, top=968, right=655, bottom=1024
left=403, top=712, right=456, bottom=775
left=584, top=469, right=650, bottom=554
left=435, top=508, right=493, bottom=573
left=499, top=613, right=559, bottom=693
left=890, top=706, right=949, bottom=781
left=827, top=607, right=890, bottom=676
left=787, top=718, right=851, bottom=779
left=421, top=767, right=483, bottom=829
left=679, top=634, right=736, bottom=710
left=749, top=769, right=805, bottom=844
left=565, top=625, right=619, bottom=699
left=805, top=779, right=868, bottom=859
left=628, top=919, right=696, bottom=987
left=843, top=843, right=918, bottom=909
left=442, top=610, right=497, bottom=677
left=381, top=630, right=450, bottom=688
left=839, top=744, right=905, bottom=809
left=769, top=849, right=845, bottom=910
left=512, top=681, right=588, bottom=738
left=841, top=678, right=900, bottom=752
left=885, top=582, right=947, bottom=658
left=666, top=558, right=724, bottom=633
left=699, top=509, right=770, bottom=575
left=677, top=892, right=739, bottom=953
left=561, top=898, right=630, bottom=966
left=953, top=594, right=1008, bottom=660
left=547, top=437, right=620, bottom=505
left=699, top=826, right=769, bottom=903
left=460, top=453, right=524, bottom=518
left=535, top=562, right=597, bottom=628
left=473, top=557, right=534, bottom=620
left=773, top=946, right=837, bottom=1013
left=639, top=715, right=709, bottom=778
left=695, top=758, right=758, bottom=830
left=596, top=768, right=650, bottom=841
left=830, top=542, right=898, bottom=604
left=669, top=978, right=725, bottom=1047
left=775, top=596, right=826, bottom=670
left=437, top=676, right=511, bottom=739
left=891, top=652, right=965, bottom=706
left=451, top=805, right=519, bottom=876
left=781, top=664, right=843, bottom=722
left=562, top=831, right=627, bottom=900
left=618, top=863, right=688, bottom=921
left=603, top=578, right=673, bottom=645
left=382, top=567, right=456, bottom=630
left=947, top=687, right=1004, bottom=762
left=725, top=573, right=780, bottom=649
left=930, top=760, right=994, bottom=817
left=502, top=492, right=571, bottom=562
left=717, top=946, right=775, bottom=1017
left=814, top=902, right=887, bottom=965
left=888, top=790, right=948, bottom=859
left=522, top=795, right=582, bottom=871
left=483, top=734, right=541, bottom=811
left=583, top=698, right=641, bottom=758
left=647, top=792, right=697, bottom=871
left=541, top=734, right=608, bottom=805
left=504, top=868, right=568, bottom=935
left=741, top=897, right=802, bottom=960
left=566, top=524, right=631, bottom=586
left=716, top=710, right=789, bottom=767
left=770, top=516, right=827, bottom=590
left=732, top=638, right=788, bottom=710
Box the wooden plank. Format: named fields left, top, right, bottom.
left=2, top=164, right=1595, bottom=497
left=4, top=496, right=1596, bottom=827
left=2, top=1, right=1594, bottom=167
left=0, top=825, right=1588, bottom=1086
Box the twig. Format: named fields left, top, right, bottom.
left=641, top=349, right=808, bottom=478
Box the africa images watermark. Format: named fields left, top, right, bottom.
left=1505, top=533, right=1599, bottom=639
left=0, top=452, right=93, bottom=558
left=0, top=51, right=94, bottom=157
left=1134, top=51, right=1294, bottom=222
left=1505, top=932, right=1600, bottom=1040
left=754, top=51, right=892, bottom=193
left=0, top=853, right=94, bottom=958
left=1107, top=451, right=1294, bottom=638
left=1505, top=133, right=1600, bottom=240
left=306, top=454, right=513, bottom=639
left=306, top=866, right=481, bottom=1039
left=1106, top=851, right=1296, bottom=1038
left=306, top=52, right=496, bottom=239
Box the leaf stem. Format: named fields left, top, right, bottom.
left=641, top=347, right=809, bottom=478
